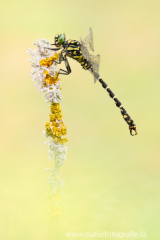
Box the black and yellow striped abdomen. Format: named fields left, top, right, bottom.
left=98, top=77, right=137, bottom=135
left=63, top=40, right=91, bottom=70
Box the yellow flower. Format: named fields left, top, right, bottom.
left=43, top=70, right=60, bottom=85
left=46, top=102, right=68, bottom=144
left=45, top=122, right=53, bottom=136
left=40, top=53, right=60, bottom=67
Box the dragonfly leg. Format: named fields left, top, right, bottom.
left=47, top=50, right=71, bottom=75
left=58, top=56, right=71, bottom=75
left=45, top=47, right=60, bottom=51
left=58, top=69, right=70, bottom=75
left=48, top=50, right=63, bottom=64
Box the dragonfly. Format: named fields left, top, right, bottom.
left=48, top=28, right=138, bottom=136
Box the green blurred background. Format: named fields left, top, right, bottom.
left=1, top=0, right=160, bottom=239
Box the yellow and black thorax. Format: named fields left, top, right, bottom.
left=63, top=40, right=91, bottom=70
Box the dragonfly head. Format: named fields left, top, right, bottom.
left=54, top=34, right=66, bottom=47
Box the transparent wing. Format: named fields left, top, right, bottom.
left=90, top=54, right=100, bottom=83
left=80, top=29, right=100, bottom=83
left=90, top=54, right=100, bottom=71
left=81, top=28, right=94, bottom=52
left=81, top=41, right=100, bottom=83
left=80, top=41, right=90, bottom=60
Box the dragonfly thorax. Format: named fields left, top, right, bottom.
left=63, top=39, right=91, bottom=70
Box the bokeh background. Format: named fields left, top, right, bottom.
left=1, top=0, right=160, bottom=239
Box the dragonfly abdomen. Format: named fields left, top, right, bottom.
left=98, top=77, right=137, bottom=136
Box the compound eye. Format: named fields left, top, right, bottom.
left=58, top=34, right=65, bottom=44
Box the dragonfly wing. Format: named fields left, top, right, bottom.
left=80, top=38, right=90, bottom=60
left=80, top=29, right=100, bottom=83
left=81, top=28, right=94, bottom=52
left=80, top=38, right=94, bottom=69
left=91, top=54, right=100, bottom=83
